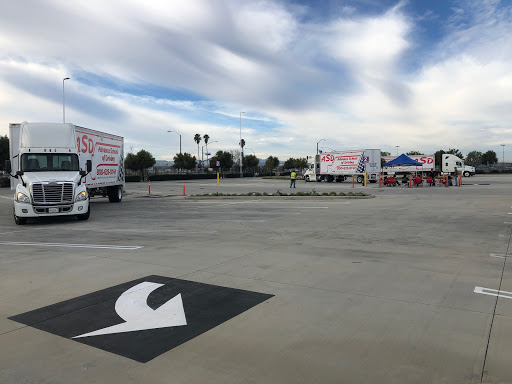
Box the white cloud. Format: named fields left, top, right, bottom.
left=1, top=0, right=512, bottom=161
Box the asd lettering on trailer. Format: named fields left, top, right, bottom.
left=77, top=134, right=95, bottom=154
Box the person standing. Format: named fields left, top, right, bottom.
left=290, top=170, right=297, bottom=188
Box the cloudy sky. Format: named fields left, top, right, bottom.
left=1, top=0, right=511, bottom=162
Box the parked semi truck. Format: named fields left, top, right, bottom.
left=442, top=154, right=475, bottom=176
left=304, top=149, right=381, bottom=183
left=6, top=122, right=124, bottom=225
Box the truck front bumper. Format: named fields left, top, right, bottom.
left=14, top=199, right=89, bottom=218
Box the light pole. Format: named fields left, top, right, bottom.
left=316, top=139, right=325, bottom=154
left=202, top=141, right=217, bottom=168
left=63, top=77, right=70, bottom=123
left=502, top=144, right=505, bottom=171
left=167, top=130, right=182, bottom=154
left=321, top=146, right=336, bottom=152
left=240, top=112, right=245, bottom=178
left=395, top=145, right=400, bottom=156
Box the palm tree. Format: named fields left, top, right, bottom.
left=203, top=134, right=210, bottom=168
left=194, top=134, right=201, bottom=169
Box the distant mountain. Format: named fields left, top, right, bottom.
left=155, top=160, right=173, bottom=166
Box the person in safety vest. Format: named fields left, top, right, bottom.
left=290, top=170, right=297, bottom=188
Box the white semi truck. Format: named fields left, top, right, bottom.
left=6, top=122, right=124, bottom=225
left=304, top=149, right=381, bottom=183
left=442, top=154, right=475, bottom=177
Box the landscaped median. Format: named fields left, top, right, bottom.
left=188, top=191, right=374, bottom=199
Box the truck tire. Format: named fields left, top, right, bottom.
left=14, top=210, right=26, bottom=225
left=463, top=171, right=470, bottom=177
left=77, top=203, right=90, bottom=221
left=356, top=175, right=364, bottom=184
left=108, top=186, right=123, bottom=202
left=306, top=175, right=310, bottom=182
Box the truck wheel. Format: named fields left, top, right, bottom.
left=463, top=171, right=470, bottom=177
left=357, top=175, right=364, bottom=184
left=306, top=175, right=310, bottom=182
left=77, top=203, right=90, bottom=221
left=14, top=212, right=27, bottom=225
left=108, top=186, right=123, bottom=202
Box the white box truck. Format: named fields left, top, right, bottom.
left=304, top=149, right=381, bottom=183
left=6, top=122, right=124, bottom=225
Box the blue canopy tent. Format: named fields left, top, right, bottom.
left=383, top=154, right=422, bottom=167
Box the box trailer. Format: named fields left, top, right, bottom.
left=304, top=149, right=381, bottom=183
left=383, top=154, right=435, bottom=174
left=6, top=122, right=124, bottom=225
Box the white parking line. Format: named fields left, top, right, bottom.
left=0, top=195, right=13, bottom=200
left=490, top=253, right=512, bottom=258
left=474, top=286, right=512, bottom=300
left=0, top=241, right=142, bottom=250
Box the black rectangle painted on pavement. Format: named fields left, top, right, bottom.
left=9, top=275, right=273, bottom=362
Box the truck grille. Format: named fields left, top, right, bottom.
left=32, top=183, right=74, bottom=204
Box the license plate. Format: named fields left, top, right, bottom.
left=48, top=208, right=59, bottom=213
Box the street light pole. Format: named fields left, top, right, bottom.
left=395, top=145, right=400, bottom=156
left=240, top=112, right=245, bottom=178
left=63, top=77, right=70, bottom=123
left=502, top=144, right=505, bottom=171
left=316, top=139, right=325, bottom=154
left=167, top=130, right=182, bottom=154
left=202, top=141, right=218, bottom=169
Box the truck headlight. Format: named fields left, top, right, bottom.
left=75, top=191, right=87, bottom=202
left=16, top=192, right=30, bottom=203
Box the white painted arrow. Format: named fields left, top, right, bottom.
left=73, top=282, right=187, bottom=338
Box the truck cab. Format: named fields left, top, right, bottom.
left=6, top=122, right=91, bottom=225
left=305, top=155, right=319, bottom=182
left=441, top=154, right=465, bottom=176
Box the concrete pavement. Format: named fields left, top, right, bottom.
left=0, top=174, right=511, bottom=383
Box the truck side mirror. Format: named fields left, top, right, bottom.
left=86, top=160, right=92, bottom=173
left=79, top=170, right=86, bottom=177
left=16, top=170, right=24, bottom=176
left=5, top=160, right=11, bottom=174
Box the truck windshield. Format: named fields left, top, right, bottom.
left=21, top=153, right=79, bottom=172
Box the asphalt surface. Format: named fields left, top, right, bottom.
left=1, top=174, right=511, bottom=383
